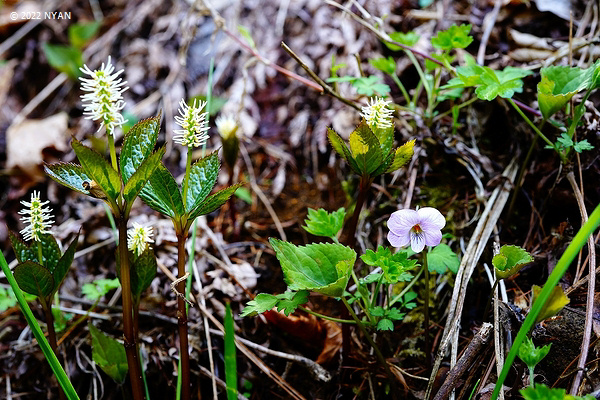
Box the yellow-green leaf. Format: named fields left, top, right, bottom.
left=532, top=285, right=569, bottom=324
left=385, top=139, right=415, bottom=173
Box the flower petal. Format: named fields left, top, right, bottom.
left=388, top=209, right=419, bottom=235
left=417, top=207, right=446, bottom=230
left=388, top=230, right=410, bottom=248
left=423, top=228, right=442, bottom=247
left=410, top=232, right=426, bottom=253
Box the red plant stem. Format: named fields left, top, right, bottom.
left=118, top=217, right=145, bottom=400
left=176, top=233, right=191, bottom=400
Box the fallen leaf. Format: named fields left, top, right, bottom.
left=7, top=113, right=69, bottom=180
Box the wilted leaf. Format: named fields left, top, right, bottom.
left=532, top=285, right=569, bottom=324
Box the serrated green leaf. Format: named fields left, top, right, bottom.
left=120, top=114, right=161, bottom=183
left=474, top=66, right=533, bottom=101
left=573, top=139, right=593, bottom=153
left=520, top=384, right=594, bottom=400
left=188, top=183, right=242, bottom=221
left=328, top=128, right=360, bottom=174
left=44, top=162, right=92, bottom=195
left=361, top=246, right=418, bottom=284
left=427, top=243, right=459, bottom=274
left=240, top=293, right=278, bottom=317
left=9, top=231, right=37, bottom=263
left=270, top=239, right=356, bottom=297
left=349, top=121, right=383, bottom=176
left=89, top=323, right=128, bottom=384
left=43, top=43, right=82, bottom=80
left=14, top=261, right=54, bottom=298
left=53, top=234, right=78, bottom=292
left=387, top=307, right=405, bottom=320
left=123, top=147, right=164, bottom=205
left=82, top=278, right=120, bottom=301
left=0, top=286, right=18, bottom=312
left=518, top=337, right=551, bottom=369
left=352, top=76, right=390, bottom=96
left=275, top=290, right=309, bottom=316
left=425, top=53, right=455, bottom=71
left=37, top=233, right=61, bottom=274
left=302, top=207, right=346, bottom=239
left=131, top=248, right=157, bottom=298
left=431, top=24, right=473, bottom=50
left=493, top=245, right=533, bottom=279
left=72, top=139, right=121, bottom=202
left=385, top=31, right=420, bottom=50
left=139, top=164, right=184, bottom=218
left=377, top=318, right=394, bottom=331
left=532, top=285, right=569, bottom=324
left=385, top=139, right=415, bottom=173
left=68, top=21, right=101, bottom=49
left=369, top=56, right=396, bottom=75
left=186, top=151, right=220, bottom=212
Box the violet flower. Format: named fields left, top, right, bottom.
left=387, top=207, right=445, bottom=253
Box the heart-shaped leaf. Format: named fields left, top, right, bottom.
left=131, top=248, right=157, bottom=299
left=269, top=238, right=356, bottom=297
left=139, top=164, right=184, bottom=218
left=72, top=139, right=121, bottom=202
left=89, top=323, right=128, bottom=384
left=187, top=183, right=242, bottom=221
left=427, top=243, right=460, bottom=274
left=493, top=245, right=533, bottom=279
left=186, top=151, right=220, bottom=212
left=14, top=261, right=54, bottom=298
left=120, top=114, right=161, bottom=183
left=53, top=234, right=79, bottom=292
left=44, top=162, right=92, bottom=195
left=123, top=147, right=165, bottom=205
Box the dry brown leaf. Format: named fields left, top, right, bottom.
left=315, top=319, right=342, bottom=364
left=6, top=112, right=69, bottom=180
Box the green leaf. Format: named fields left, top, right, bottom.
left=237, top=25, right=256, bottom=49
left=139, top=164, right=184, bottom=218
left=431, top=24, right=473, bottom=50
left=0, top=286, right=18, bottom=312
left=9, top=231, right=37, bottom=263
left=532, top=285, right=569, bottom=324
left=53, top=234, right=79, bottom=292
left=43, top=43, right=82, bottom=80
left=377, top=318, right=394, bottom=331
left=360, top=246, right=418, bottom=284
left=348, top=121, right=383, bottom=176
left=352, top=76, right=390, bottom=96
left=275, top=290, right=309, bottom=316
left=82, top=278, right=120, bottom=301
left=517, top=337, right=551, bottom=369
left=234, top=187, right=253, bottom=204
left=186, top=151, right=220, bottom=212
left=131, top=248, right=157, bottom=298
left=224, top=302, right=238, bottom=400
left=72, top=139, right=121, bottom=202
left=520, top=383, right=594, bottom=400
left=492, top=245, right=533, bottom=279
left=387, top=307, right=405, bottom=320
left=240, top=293, right=278, bottom=317
left=302, top=207, right=346, bottom=239
left=68, top=21, right=101, bottom=49
left=270, top=238, right=356, bottom=297
left=385, top=139, right=415, bottom=173
left=328, top=128, right=360, bottom=174
left=44, top=162, right=92, bottom=195
left=123, top=147, right=165, bottom=205
left=369, top=56, right=396, bottom=75
left=38, top=233, right=61, bottom=274
left=573, top=139, right=593, bottom=153
left=188, top=183, right=242, bottom=221
left=89, top=324, right=128, bottom=384
left=14, top=261, right=54, bottom=298
left=475, top=66, right=533, bottom=101
left=427, top=243, right=460, bottom=274
left=120, top=114, right=162, bottom=183
left=385, top=31, right=420, bottom=50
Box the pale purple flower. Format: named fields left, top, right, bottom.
left=387, top=207, right=445, bottom=253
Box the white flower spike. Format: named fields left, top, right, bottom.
left=19, top=191, right=54, bottom=242
left=173, top=99, right=210, bottom=148
left=127, top=223, right=154, bottom=257
left=387, top=207, right=445, bottom=253
left=80, top=56, right=128, bottom=134
left=361, top=97, right=394, bottom=130
left=215, top=115, right=239, bottom=141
